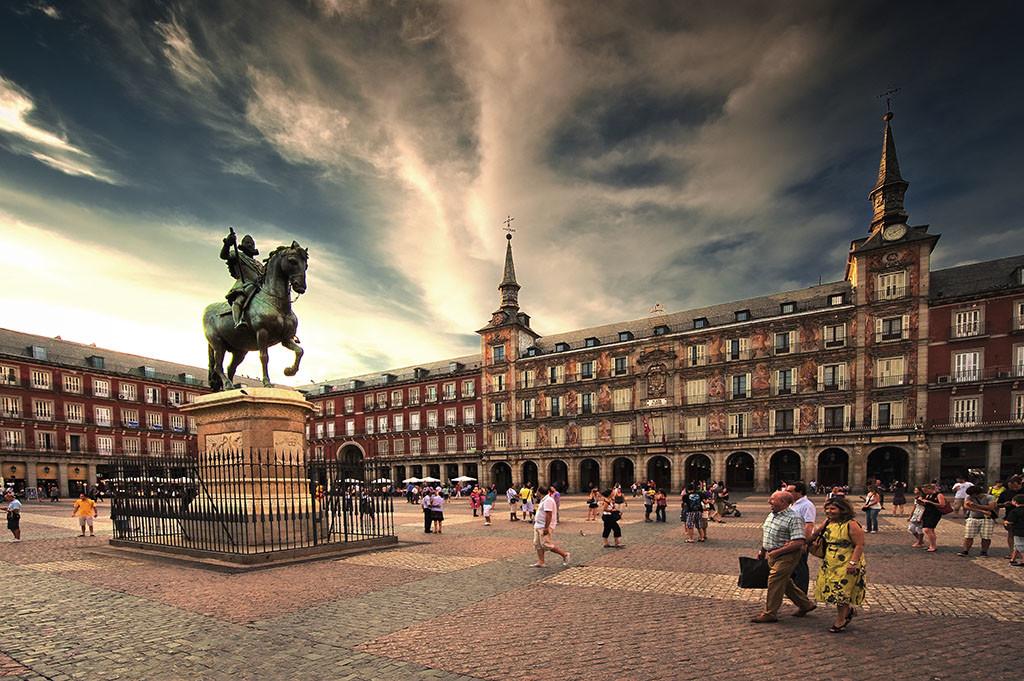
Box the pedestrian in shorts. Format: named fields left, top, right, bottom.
left=530, top=484, right=570, bottom=567
left=907, top=486, right=926, bottom=548
left=2, top=491, right=21, bottom=541
left=1003, top=494, right=1024, bottom=567
left=483, top=484, right=497, bottom=526
left=958, top=485, right=996, bottom=557
left=71, top=492, right=97, bottom=537
left=507, top=485, right=520, bottom=521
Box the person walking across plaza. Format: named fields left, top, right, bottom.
left=917, top=483, right=947, bottom=552
left=421, top=488, right=434, bottom=534
left=506, top=485, right=520, bottom=521
left=891, top=482, right=907, bottom=517
left=1003, top=494, right=1024, bottom=567
left=810, top=496, right=866, bottom=633
left=520, top=483, right=535, bottom=522
left=655, top=489, right=667, bottom=522
left=71, top=492, right=97, bottom=537
left=908, top=486, right=926, bottom=548
left=643, top=488, right=655, bottom=522
left=600, top=488, right=624, bottom=548
left=531, top=484, right=569, bottom=567
left=958, top=485, right=996, bottom=557
left=483, top=484, right=497, bottom=526
left=951, top=477, right=971, bottom=518
left=862, top=486, right=882, bottom=534
left=2, top=490, right=21, bottom=541
left=682, top=483, right=707, bottom=543
left=997, top=476, right=1023, bottom=555
left=787, top=481, right=817, bottom=595
left=750, top=491, right=816, bottom=623
left=430, top=488, right=445, bottom=534
left=586, top=487, right=600, bottom=521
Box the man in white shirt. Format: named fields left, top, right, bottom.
left=531, top=484, right=570, bottom=568
left=951, top=478, right=971, bottom=518
left=2, top=491, right=22, bottom=541
left=787, top=482, right=817, bottom=595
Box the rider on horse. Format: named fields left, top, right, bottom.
left=220, top=228, right=265, bottom=329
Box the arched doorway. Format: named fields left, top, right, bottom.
left=580, top=458, right=600, bottom=492
left=339, top=444, right=364, bottom=466
left=726, top=451, right=755, bottom=489
left=866, top=446, right=909, bottom=487
left=646, top=455, right=672, bottom=491
left=522, top=461, right=539, bottom=488
left=491, top=462, right=512, bottom=491
left=549, top=460, right=568, bottom=492
left=817, top=448, right=849, bottom=488
left=685, top=454, right=712, bottom=486
left=770, top=450, right=801, bottom=489
left=612, top=457, right=635, bottom=487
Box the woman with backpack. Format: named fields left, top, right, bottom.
left=917, top=482, right=947, bottom=553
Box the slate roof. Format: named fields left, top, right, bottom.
left=930, top=254, right=1024, bottom=303
left=299, top=353, right=482, bottom=394
left=0, top=328, right=230, bottom=388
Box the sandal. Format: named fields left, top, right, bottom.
left=828, top=622, right=850, bottom=633
left=685, top=539, right=695, bottom=543
left=925, top=548, right=937, bottom=553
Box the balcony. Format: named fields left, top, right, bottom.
left=871, top=416, right=912, bottom=430
left=774, top=386, right=794, bottom=396
left=728, top=390, right=751, bottom=401
left=875, top=330, right=907, bottom=343
left=816, top=379, right=849, bottom=392
left=950, top=321, right=985, bottom=340
left=774, top=425, right=794, bottom=435
left=820, top=419, right=853, bottom=433
left=1014, top=315, right=1024, bottom=332
left=725, top=349, right=752, bottom=362
left=873, top=286, right=909, bottom=302
left=872, top=374, right=909, bottom=388
left=823, top=338, right=847, bottom=349
left=772, top=341, right=800, bottom=356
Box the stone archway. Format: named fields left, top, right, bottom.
left=684, top=454, right=713, bottom=486
left=549, top=459, right=569, bottom=492
left=726, top=451, right=755, bottom=489
left=338, top=443, right=365, bottom=465
left=522, top=460, right=539, bottom=488
left=611, top=457, right=635, bottom=487
left=646, top=455, right=672, bottom=491
left=770, top=449, right=801, bottom=489
left=866, top=446, right=909, bottom=487
left=580, top=458, right=600, bottom=492
left=817, top=448, right=849, bottom=488
left=491, top=462, right=512, bottom=491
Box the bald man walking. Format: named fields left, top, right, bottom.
left=751, top=491, right=816, bottom=623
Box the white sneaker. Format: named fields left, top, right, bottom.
left=562, top=553, right=571, bottom=566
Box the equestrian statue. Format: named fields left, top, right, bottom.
left=203, top=228, right=309, bottom=390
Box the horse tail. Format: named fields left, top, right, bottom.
left=207, top=342, right=222, bottom=392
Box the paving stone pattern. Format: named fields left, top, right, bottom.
left=1, top=495, right=1020, bottom=680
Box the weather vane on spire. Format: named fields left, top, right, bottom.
left=502, top=215, right=515, bottom=240
left=878, top=86, right=900, bottom=120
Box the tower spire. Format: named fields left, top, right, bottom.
left=499, top=231, right=520, bottom=310
left=868, top=110, right=909, bottom=232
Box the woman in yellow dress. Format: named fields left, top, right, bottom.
left=810, top=496, right=867, bottom=632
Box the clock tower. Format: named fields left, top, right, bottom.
left=868, top=111, right=910, bottom=235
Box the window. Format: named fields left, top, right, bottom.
left=1016, top=345, right=1024, bottom=377
left=731, top=374, right=750, bottom=399
left=122, top=408, right=139, bottom=427
left=96, top=435, right=114, bottom=455
left=378, top=441, right=389, bottom=456
left=408, top=387, right=420, bottom=405
left=316, top=423, right=325, bottom=439
left=953, top=351, right=980, bottom=382
left=33, top=399, right=54, bottom=421
left=613, top=356, right=628, bottom=376
left=1014, top=301, right=1024, bottom=331
left=829, top=293, right=845, bottom=306
left=581, top=392, right=594, bottom=415
left=313, top=402, right=323, bottom=417
left=171, top=440, right=187, bottom=455
left=393, top=439, right=405, bottom=455
left=581, top=424, right=597, bottom=445
left=426, top=385, right=438, bottom=402
left=462, top=380, right=475, bottom=397
left=2, top=429, right=24, bottom=448
left=492, top=374, right=506, bottom=392
left=187, top=417, right=196, bottom=433
left=876, top=271, right=906, bottom=300
left=877, top=315, right=908, bottom=342
left=735, top=309, right=750, bottom=322
left=63, top=375, right=82, bottom=393
left=687, top=344, right=706, bottom=367
left=684, top=416, right=705, bottom=440
left=686, top=379, right=707, bottom=405
left=376, top=392, right=387, bottom=408
left=344, top=397, right=354, bottom=413
left=555, top=342, right=570, bottom=352
left=776, top=368, right=794, bottom=395
left=772, top=409, right=795, bottom=434
left=0, top=365, right=18, bottom=385
left=148, top=439, right=163, bottom=455
left=443, top=383, right=456, bottom=400
left=653, top=325, right=670, bottom=336
left=549, top=396, right=561, bottom=418
left=823, top=406, right=847, bottom=432
left=612, top=388, right=631, bottom=411
left=444, top=408, right=456, bottom=426
left=780, top=302, right=796, bottom=314
left=492, top=345, right=506, bottom=362
left=875, top=357, right=905, bottom=387
left=147, top=412, right=163, bottom=430
left=819, top=363, right=846, bottom=391
left=119, top=383, right=137, bottom=401
left=463, top=405, right=475, bottom=424
left=427, top=436, right=439, bottom=453
left=491, top=403, right=504, bottom=423
left=693, top=318, right=708, bottom=329
left=169, top=415, right=184, bottom=432
left=94, top=406, right=112, bottom=426
left=580, top=360, right=594, bottom=380
left=728, top=413, right=747, bottom=437
left=824, top=324, right=846, bottom=349
left=393, top=414, right=404, bottom=431
left=585, top=337, right=600, bottom=348
left=144, top=386, right=161, bottom=404
left=422, top=410, right=435, bottom=428
left=774, top=331, right=795, bottom=355
left=123, top=437, right=140, bottom=455
left=378, top=415, right=389, bottom=433
left=30, top=346, right=46, bottom=360
left=492, top=431, right=507, bottom=450
left=346, top=420, right=355, bottom=436
left=409, top=412, right=420, bottom=430
left=521, top=398, right=534, bottom=419
left=35, top=431, right=56, bottom=451
left=953, top=309, right=982, bottom=338
left=365, top=418, right=375, bottom=435
left=325, top=422, right=335, bottom=438
left=1014, top=394, right=1024, bottom=422
left=445, top=434, right=457, bottom=452
left=324, top=400, right=335, bottom=416
left=953, top=397, right=978, bottom=425
left=31, top=369, right=52, bottom=390
left=872, top=401, right=904, bottom=429
left=410, top=438, right=421, bottom=454
left=92, top=378, right=110, bottom=398
left=363, top=395, right=374, bottom=411
left=168, top=390, right=184, bottom=406
left=548, top=365, right=564, bottom=384
left=0, top=396, right=21, bottom=417
left=727, top=338, right=749, bottom=361
left=464, top=433, right=477, bottom=452
left=618, top=331, right=634, bottom=342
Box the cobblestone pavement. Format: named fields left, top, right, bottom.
left=2, top=494, right=1020, bottom=680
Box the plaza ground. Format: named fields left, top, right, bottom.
left=2, top=494, right=1021, bottom=680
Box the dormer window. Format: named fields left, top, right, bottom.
left=141, top=366, right=156, bottom=378
left=584, top=337, right=600, bottom=348
left=780, top=302, right=796, bottom=315
left=618, top=331, right=634, bottom=342
left=735, top=309, right=751, bottom=322
left=1016, top=267, right=1024, bottom=286
left=526, top=347, right=539, bottom=357
left=30, top=345, right=47, bottom=360
left=555, top=342, right=570, bottom=352
left=693, top=318, right=708, bottom=330
left=829, top=294, right=845, bottom=306
left=653, top=325, right=670, bottom=336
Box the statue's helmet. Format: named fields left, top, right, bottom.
left=240, top=234, right=259, bottom=255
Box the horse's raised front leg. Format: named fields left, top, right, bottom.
left=226, top=350, right=248, bottom=384
left=256, top=328, right=272, bottom=387
left=281, top=337, right=304, bottom=377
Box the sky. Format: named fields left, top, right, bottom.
left=1, top=1, right=1022, bottom=386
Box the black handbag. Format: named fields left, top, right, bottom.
left=738, top=556, right=770, bottom=589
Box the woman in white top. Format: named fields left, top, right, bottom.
left=863, top=486, right=882, bottom=534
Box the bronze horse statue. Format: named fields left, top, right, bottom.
left=203, top=241, right=309, bottom=390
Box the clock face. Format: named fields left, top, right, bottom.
left=882, top=223, right=907, bottom=241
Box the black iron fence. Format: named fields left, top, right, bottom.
left=108, top=451, right=395, bottom=555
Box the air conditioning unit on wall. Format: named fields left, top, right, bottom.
left=936, top=375, right=950, bottom=384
